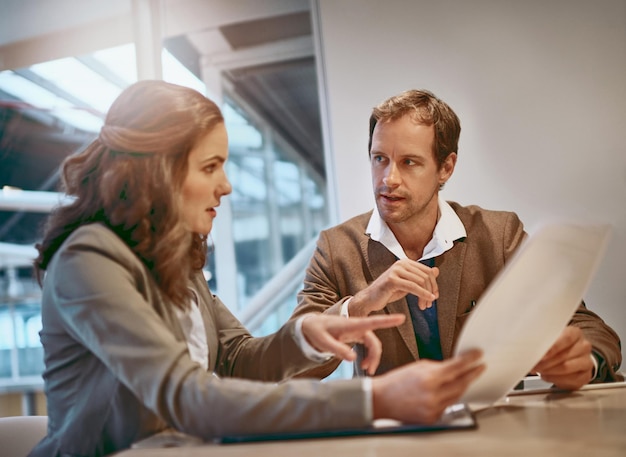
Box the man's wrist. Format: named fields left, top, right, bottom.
left=345, top=293, right=372, bottom=317
left=590, top=353, right=599, bottom=380
left=590, top=350, right=609, bottom=382
left=294, top=314, right=334, bottom=363
left=340, top=297, right=352, bottom=317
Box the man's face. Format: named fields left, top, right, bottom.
left=370, top=115, right=453, bottom=227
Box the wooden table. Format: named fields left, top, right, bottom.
left=115, top=385, right=626, bottom=457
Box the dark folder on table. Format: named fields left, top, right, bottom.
left=215, top=403, right=475, bottom=444
left=130, top=404, right=475, bottom=449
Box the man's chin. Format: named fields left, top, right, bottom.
left=376, top=202, right=404, bottom=218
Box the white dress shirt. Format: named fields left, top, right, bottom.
left=341, top=196, right=466, bottom=318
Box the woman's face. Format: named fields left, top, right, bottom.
left=181, top=123, right=232, bottom=235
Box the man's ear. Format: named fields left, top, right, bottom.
left=439, top=152, right=457, bottom=185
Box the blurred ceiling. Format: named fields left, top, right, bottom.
left=0, top=0, right=322, bottom=265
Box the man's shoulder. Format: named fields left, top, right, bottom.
left=322, top=210, right=373, bottom=234
left=448, top=200, right=519, bottom=218
left=447, top=200, right=522, bottom=230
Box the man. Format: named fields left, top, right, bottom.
left=291, top=89, right=622, bottom=389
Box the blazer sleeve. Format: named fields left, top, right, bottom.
left=570, top=302, right=623, bottom=382
left=47, top=227, right=370, bottom=439
left=192, top=278, right=333, bottom=381
left=295, top=229, right=351, bottom=317
left=289, top=229, right=353, bottom=378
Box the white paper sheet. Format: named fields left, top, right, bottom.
left=454, top=223, right=611, bottom=406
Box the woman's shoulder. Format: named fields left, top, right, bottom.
left=60, top=223, right=140, bottom=265
left=69, top=221, right=112, bottom=237
left=65, top=223, right=122, bottom=248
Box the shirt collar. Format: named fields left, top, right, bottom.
left=366, top=196, right=466, bottom=261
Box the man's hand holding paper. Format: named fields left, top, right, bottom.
left=532, top=326, right=595, bottom=390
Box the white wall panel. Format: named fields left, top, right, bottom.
left=314, top=0, right=626, bottom=363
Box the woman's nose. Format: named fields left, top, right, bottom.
left=221, top=178, right=233, bottom=196
left=218, top=171, right=233, bottom=196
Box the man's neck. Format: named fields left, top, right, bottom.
left=387, top=205, right=439, bottom=261
left=367, top=198, right=466, bottom=262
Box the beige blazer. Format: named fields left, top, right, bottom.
left=293, top=202, right=622, bottom=380
left=30, top=223, right=367, bottom=457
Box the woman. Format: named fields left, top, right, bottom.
left=29, top=81, right=483, bottom=456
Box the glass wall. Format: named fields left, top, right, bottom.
left=217, top=94, right=327, bottom=330
left=0, top=269, right=44, bottom=386
left=0, top=40, right=333, bottom=387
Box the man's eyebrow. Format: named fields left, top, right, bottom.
left=403, top=154, right=426, bottom=161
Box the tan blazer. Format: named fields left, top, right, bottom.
left=30, top=223, right=368, bottom=457
left=293, top=202, right=622, bottom=380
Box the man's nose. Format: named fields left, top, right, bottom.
left=383, top=163, right=401, bottom=187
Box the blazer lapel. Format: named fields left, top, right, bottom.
left=436, top=240, right=467, bottom=358
left=363, top=236, right=419, bottom=360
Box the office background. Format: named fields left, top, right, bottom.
left=0, top=0, right=624, bottom=414
left=315, top=0, right=626, bottom=363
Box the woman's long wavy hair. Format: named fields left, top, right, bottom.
left=35, top=80, right=224, bottom=309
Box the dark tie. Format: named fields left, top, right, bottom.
left=406, top=257, right=443, bottom=360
